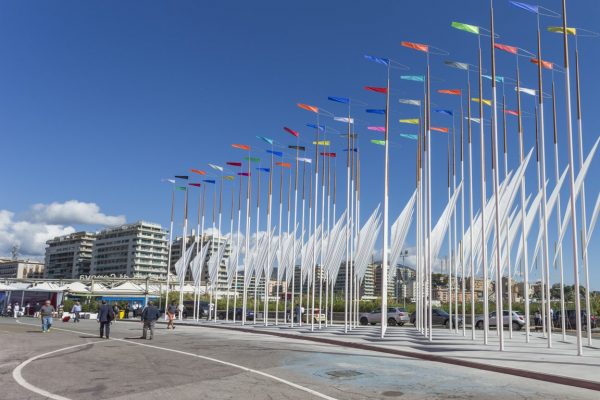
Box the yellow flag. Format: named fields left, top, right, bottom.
left=399, top=118, right=420, bottom=124
left=472, top=98, right=492, bottom=106
left=312, top=141, right=330, bottom=146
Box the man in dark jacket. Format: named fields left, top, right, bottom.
left=97, top=300, right=114, bottom=339
left=140, top=301, right=160, bottom=340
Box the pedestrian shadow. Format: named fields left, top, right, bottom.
left=123, top=336, right=147, bottom=340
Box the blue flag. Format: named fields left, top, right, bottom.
left=364, top=54, right=390, bottom=66
left=366, top=109, right=386, bottom=115
left=328, top=96, right=350, bottom=104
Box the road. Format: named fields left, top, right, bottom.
left=0, top=317, right=597, bottom=399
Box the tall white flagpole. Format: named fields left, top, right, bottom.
left=381, top=62, right=391, bottom=338
left=164, top=184, right=175, bottom=320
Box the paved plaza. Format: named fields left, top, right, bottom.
left=1, top=317, right=599, bottom=399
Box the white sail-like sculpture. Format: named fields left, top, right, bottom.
left=389, top=191, right=416, bottom=275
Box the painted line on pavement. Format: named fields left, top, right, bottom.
left=13, top=321, right=338, bottom=400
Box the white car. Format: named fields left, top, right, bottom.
left=475, top=310, right=525, bottom=331
left=360, top=307, right=409, bottom=326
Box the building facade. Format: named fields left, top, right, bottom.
left=0, top=260, right=45, bottom=279
left=44, top=232, right=95, bottom=279
left=90, top=221, right=168, bottom=278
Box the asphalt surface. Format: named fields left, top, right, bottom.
left=1, top=317, right=598, bottom=400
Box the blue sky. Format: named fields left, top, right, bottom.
left=0, top=0, right=598, bottom=289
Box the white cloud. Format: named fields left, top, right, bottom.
left=0, top=201, right=126, bottom=258
left=26, top=200, right=125, bottom=226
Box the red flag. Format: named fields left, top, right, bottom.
left=494, top=43, right=518, bottom=55
left=226, top=161, right=242, bottom=167
left=364, top=86, right=388, bottom=94
left=188, top=183, right=201, bottom=187
left=232, top=144, right=251, bottom=151
left=320, top=152, right=337, bottom=157
left=530, top=58, right=554, bottom=70
left=431, top=126, right=449, bottom=133
left=276, top=162, right=291, bottom=168
left=238, top=172, right=250, bottom=177
left=401, top=41, right=429, bottom=53
left=505, top=110, right=519, bottom=116
left=283, top=127, right=299, bottom=137
left=438, top=89, right=462, bottom=96
left=190, top=169, right=206, bottom=175
left=297, top=103, right=319, bottom=113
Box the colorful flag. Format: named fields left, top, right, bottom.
left=257, top=168, right=270, bottom=173
left=465, top=117, right=482, bottom=124
left=371, top=139, right=386, bottom=146
left=320, top=152, right=336, bottom=157
left=190, top=169, right=206, bottom=175
left=226, top=162, right=242, bottom=167
left=445, top=60, right=469, bottom=70
left=297, top=157, right=312, bottom=163
left=256, top=136, right=274, bottom=145
left=276, top=162, right=291, bottom=168
left=238, top=172, right=250, bottom=177
left=505, top=110, right=519, bottom=116
left=288, top=145, right=306, bottom=151
left=364, top=55, right=390, bottom=66
left=224, top=175, right=235, bottom=181
left=164, top=178, right=176, bottom=184
left=494, top=43, right=518, bottom=55
left=399, top=119, right=420, bottom=125
left=176, top=186, right=187, bottom=191
left=175, top=175, right=189, bottom=180
left=202, top=179, right=216, bottom=184
left=438, top=89, right=462, bottom=96
left=400, top=134, right=418, bottom=140
left=232, top=143, right=250, bottom=151
left=509, top=1, right=539, bottom=14
left=399, top=99, right=421, bottom=106
left=401, top=75, right=425, bottom=82
left=328, top=96, right=350, bottom=104
left=267, top=150, right=283, bottom=157
left=364, top=86, right=387, bottom=94
left=367, top=126, right=386, bottom=132
left=451, top=21, right=480, bottom=35
left=297, top=103, right=319, bottom=113
left=401, top=41, right=429, bottom=53
left=547, top=26, right=577, bottom=35
left=366, top=109, right=386, bottom=115
left=244, top=156, right=261, bottom=162
left=431, top=127, right=449, bottom=133
left=188, top=183, right=201, bottom=187
left=434, top=109, right=453, bottom=116
left=208, top=164, right=223, bottom=172
left=334, top=116, right=354, bottom=124
left=313, top=140, right=330, bottom=145
left=306, top=123, right=325, bottom=131
left=530, top=58, right=554, bottom=70
left=343, top=148, right=358, bottom=152
left=483, top=75, right=505, bottom=83
left=472, top=98, right=492, bottom=106
left=283, top=127, right=299, bottom=137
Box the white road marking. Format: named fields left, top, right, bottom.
left=13, top=321, right=338, bottom=400
left=12, top=340, right=105, bottom=400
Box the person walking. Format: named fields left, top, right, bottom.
left=124, top=303, right=130, bottom=319
left=40, top=300, right=55, bottom=333
left=97, top=300, right=115, bottom=339
left=112, top=303, right=120, bottom=321
left=25, top=302, right=31, bottom=317
left=140, top=301, right=160, bottom=340
left=13, top=302, right=20, bottom=319
left=34, top=302, right=41, bottom=318
left=71, top=301, right=82, bottom=323
left=166, top=302, right=177, bottom=330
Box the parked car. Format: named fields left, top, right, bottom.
left=360, top=307, right=409, bottom=326
left=553, top=309, right=597, bottom=330
left=217, top=307, right=255, bottom=321
left=302, top=308, right=326, bottom=323
left=410, top=308, right=463, bottom=328
left=181, top=300, right=212, bottom=319
left=475, top=310, right=524, bottom=331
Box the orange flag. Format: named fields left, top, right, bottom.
left=297, top=103, right=319, bottom=113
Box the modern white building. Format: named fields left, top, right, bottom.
left=90, top=221, right=168, bottom=279
left=0, top=260, right=45, bottom=279
left=44, top=232, right=96, bottom=279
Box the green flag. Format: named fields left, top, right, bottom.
left=175, top=186, right=187, bottom=191
left=244, top=156, right=261, bottom=162
left=371, top=140, right=386, bottom=146
left=451, top=22, right=480, bottom=35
